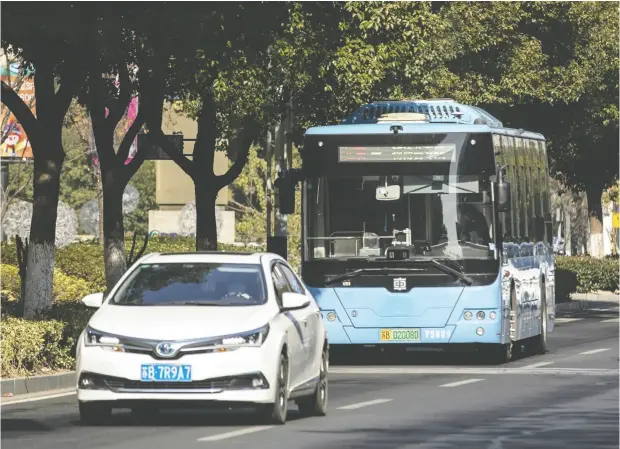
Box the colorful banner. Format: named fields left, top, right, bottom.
left=1, top=61, right=35, bottom=159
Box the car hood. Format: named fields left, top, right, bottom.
left=88, top=304, right=274, bottom=341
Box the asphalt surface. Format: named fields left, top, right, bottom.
left=3, top=303, right=618, bottom=449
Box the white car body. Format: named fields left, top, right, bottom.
left=76, top=252, right=328, bottom=420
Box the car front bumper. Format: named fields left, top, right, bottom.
left=76, top=345, right=278, bottom=405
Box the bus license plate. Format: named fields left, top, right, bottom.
left=141, top=364, right=192, bottom=382
left=380, top=329, right=420, bottom=342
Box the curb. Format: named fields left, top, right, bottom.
left=555, top=300, right=589, bottom=313
left=1, top=371, right=76, bottom=398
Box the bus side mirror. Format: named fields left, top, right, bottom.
left=497, top=181, right=511, bottom=212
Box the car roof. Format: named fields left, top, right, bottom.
left=136, top=251, right=284, bottom=266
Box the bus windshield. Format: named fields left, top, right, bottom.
left=303, top=133, right=497, bottom=263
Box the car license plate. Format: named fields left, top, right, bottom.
left=141, top=364, right=192, bottom=382
left=380, top=329, right=420, bottom=342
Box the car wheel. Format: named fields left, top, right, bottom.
left=79, top=401, right=111, bottom=426
left=257, top=352, right=289, bottom=424
left=297, top=347, right=328, bottom=417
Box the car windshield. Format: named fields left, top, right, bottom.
left=110, top=263, right=266, bottom=306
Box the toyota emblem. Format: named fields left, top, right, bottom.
left=155, top=342, right=175, bottom=358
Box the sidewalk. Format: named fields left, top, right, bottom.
left=556, top=290, right=619, bottom=314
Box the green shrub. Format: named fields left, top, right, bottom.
left=0, top=264, right=21, bottom=301
left=556, top=256, right=619, bottom=293
left=1, top=317, right=74, bottom=377
left=0, top=263, right=92, bottom=304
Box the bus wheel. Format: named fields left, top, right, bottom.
left=534, top=287, right=548, bottom=354
left=496, top=342, right=513, bottom=364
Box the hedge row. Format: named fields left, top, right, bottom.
left=1, top=317, right=74, bottom=377
left=555, top=256, right=619, bottom=294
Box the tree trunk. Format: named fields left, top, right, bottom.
left=102, top=170, right=127, bottom=292
left=195, top=184, right=219, bottom=251
left=23, top=152, right=64, bottom=319
left=586, top=184, right=605, bottom=258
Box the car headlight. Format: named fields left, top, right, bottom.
left=220, top=324, right=270, bottom=347
left=84, top=326, right=123, bottom=349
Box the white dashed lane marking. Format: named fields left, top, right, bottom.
left=555, top=317, right=583, bottom=323
left=579, top=348, right=611, bottom=355
left=440, top=378, right=484, bottom=388
left=198, top=426, right=274, bottom=442
left=520, top=361, right=554, bottom=369
left=337, top=398, right=393, bottom=410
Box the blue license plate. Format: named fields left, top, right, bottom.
left=141, top=364, right=192, bottom=382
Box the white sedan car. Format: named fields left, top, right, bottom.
left=76, top=251, right=328, bottom=425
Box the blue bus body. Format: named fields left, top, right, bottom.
left=296, top=100, right=555, bottom=359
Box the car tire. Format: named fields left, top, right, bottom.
left=297, top=347, right=328, bottom=417
left=79, top=401, right=111, bottom=426
left=257, top=352, right=289, bottom=424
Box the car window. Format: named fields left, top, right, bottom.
left=271, top=264, right=290, bottom=308
left=278, top=263, right=305, bottom=295
left=110, top=263, right=266, bottom=306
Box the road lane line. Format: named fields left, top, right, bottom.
left=579, top=348, right=611, bottom=355
left=2, top=390, right=76, bottom=406
left=520, top=361, right=554, bottom=369
left=440, top=378, right=484, bottom=388
left=601, top=318, right=619, bottom=323
left=197, top=426, right=274, bottom=442
left=331, top=367, right=618, bottom=376
left=337, top=398, right=392, bottom=410
left=555, top=317, right=583, bottom=323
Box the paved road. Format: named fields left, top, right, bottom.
left=3, top=304, right=618, bottom=449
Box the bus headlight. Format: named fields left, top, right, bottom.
left=464, top=311, right=473, bottom=320
left=476, top=311, right=485, bottom=320
left=476, top=327, right=485, bottom=336
left=489, top=311, right=497, bottom=320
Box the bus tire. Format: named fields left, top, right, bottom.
left=534, top=285, right=548, bottom=355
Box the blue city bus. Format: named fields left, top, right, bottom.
left=278, top=99, right=555, bottom=363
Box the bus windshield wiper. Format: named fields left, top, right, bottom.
left=428, top=259, right=473, bottom=286
left=324, top=267, right=422, bottom=286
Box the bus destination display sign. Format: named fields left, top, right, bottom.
left=338, top=145, right=456, bottom=163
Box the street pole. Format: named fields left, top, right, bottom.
left=269, top=119, right=288, bottom=259
left=0, top=162, right=8, bottom=242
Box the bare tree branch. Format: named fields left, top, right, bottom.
left=1, top=81, right=37, bottom=142
left=117, top=110, right=145, bottom=162
left=216, top=119, right=259, bottom=188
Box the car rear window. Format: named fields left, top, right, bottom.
left=110, top=263, right=266, bottom=306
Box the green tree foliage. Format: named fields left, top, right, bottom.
left=231, top=145, right=301, bottom=269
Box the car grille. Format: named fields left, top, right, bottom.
left=92, top=373, right=267, bottom=393
left=105, top=378, right=231, bottom=391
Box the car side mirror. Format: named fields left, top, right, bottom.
left=281, top=292, right=310, bottom=311
left=497, top=181, right=511, bottom=212
left=82, top=292, right=104, bottom=308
